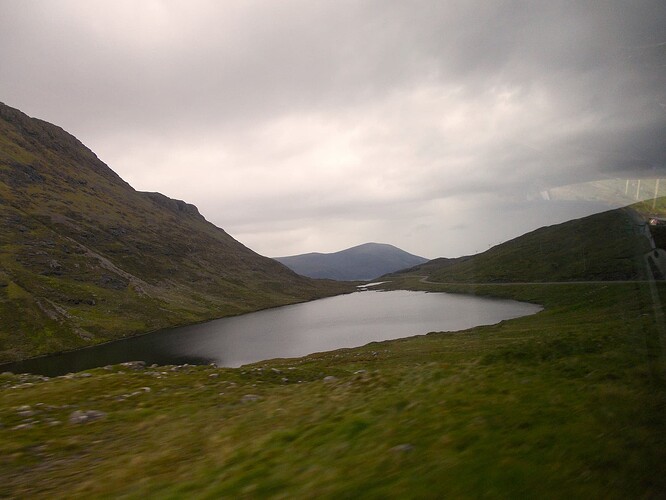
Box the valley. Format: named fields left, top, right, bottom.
left=1, top=102, right=665, bottom=497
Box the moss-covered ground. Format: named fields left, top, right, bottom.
left=1, top=278, right=664, bottom=498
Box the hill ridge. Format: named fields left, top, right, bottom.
left=0, top=102, right=350, bottom=362
left=390, top=206, right=653, bottom=283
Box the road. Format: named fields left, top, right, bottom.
left=416, top=276, right=653, bottom=286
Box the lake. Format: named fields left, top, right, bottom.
left=1, top=290, right=542, bottom=376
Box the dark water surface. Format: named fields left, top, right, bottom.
left=2, top=290, right=542, bottom=376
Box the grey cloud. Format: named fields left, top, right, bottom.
left=0, top=0, right=664, bottom=257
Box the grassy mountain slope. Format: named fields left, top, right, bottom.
left=0, top=102, right=351, bottom=362
left=393, top=208, right=652, bottom=283
left=275, top=242, right=429, bottom=280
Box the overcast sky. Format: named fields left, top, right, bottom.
left=1, top=1, right=665, bottom=258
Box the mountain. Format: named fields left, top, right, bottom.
left=275, top=242, right=429, bottom=280
left=390, top=207, right=653, bottom=283
left=0, top=102, right=350, bottom=362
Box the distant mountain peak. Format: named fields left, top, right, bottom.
left=275, top=243, right=429, bottom=281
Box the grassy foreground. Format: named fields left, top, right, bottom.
left=1, top=278, right=665, bottom=498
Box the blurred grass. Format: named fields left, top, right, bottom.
left=1, top=279, right=664, bottom=498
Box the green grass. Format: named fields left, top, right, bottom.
left=1, top=279, right=664, bottom=498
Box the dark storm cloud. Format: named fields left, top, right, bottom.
left=0, top=0, right=664, bottom=257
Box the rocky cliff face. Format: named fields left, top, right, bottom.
left=0, top=102, right=349, bottom=362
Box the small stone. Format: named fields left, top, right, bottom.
left=390, top=443, right=414, bottom=453
left=69, top=409, right=107, bottom=424
left=323, top=376, right=337, bottom=383
left=209, top=373, right=219, bottom=378
left=79, top=373, right=92, bottom=378
left=17, top=410, right=36, bottom=417
left=121, top=361, right=146, bottom=370
left=13, top=423, right=34, bottom=430
left=241, top=394, right=260, bottom=403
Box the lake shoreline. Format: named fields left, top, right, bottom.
left=1, top=289, right=541, bottom=377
